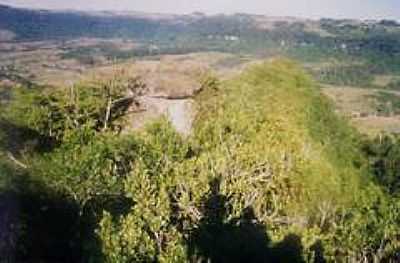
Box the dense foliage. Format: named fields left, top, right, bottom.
left=1, top=60, right=400, bottom=262
left=362, top=134, right=400, bottom=196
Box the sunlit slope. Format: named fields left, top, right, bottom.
left=173, top=60, right=394, bottom=259
left=194, top=59, right=365, bottom=219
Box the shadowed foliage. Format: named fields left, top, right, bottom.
left=0, top=173, right=82, bottom=262
left=0, top=119, right=58, bottom=154
left=0, top=171, right=135, bottom=262
left=187, top=178, right=306, bottom=263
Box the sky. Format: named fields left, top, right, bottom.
left=1, top=0, right=400, bottom=20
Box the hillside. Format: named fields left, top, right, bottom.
left=1, top=59, right=399, bottom=262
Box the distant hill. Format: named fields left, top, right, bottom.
left=1, top=4, right=399, bottom=56
left=0, top=4, right=398, bottom=42
left=0, top=4, right=188, bottom=40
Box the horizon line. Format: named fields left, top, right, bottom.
left=0, top=2, right=399, bottom=22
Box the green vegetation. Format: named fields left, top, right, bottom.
left=1, top=60, right=400, bottom=262
left=362, top=134, right=400, bottom=196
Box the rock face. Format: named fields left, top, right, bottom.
left=165, top=98, right=194, bottom=135
left=131, top=96, right=194, bottom=135
left=127, top=58, right=203, bottom=135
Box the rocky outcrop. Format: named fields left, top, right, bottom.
left=124, top=59, right=205, bottom=135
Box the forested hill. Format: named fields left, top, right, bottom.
left=0, top=4, right=259, bottom=41
left=1, top=4, right=399, bottom=46
left=0, top=4, right=186, bottom=40
left=1, top=59, right=400, bottom=261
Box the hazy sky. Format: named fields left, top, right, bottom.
left=1, top=0, right=400, bottom=20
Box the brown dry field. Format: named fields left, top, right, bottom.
left=323, top=85, right=400, bottom=135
